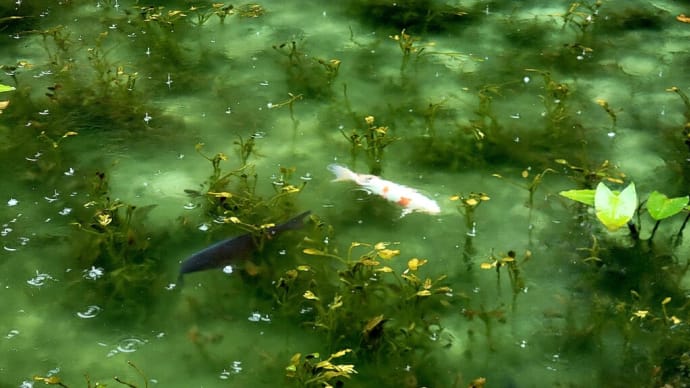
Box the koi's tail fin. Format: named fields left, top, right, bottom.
left=327, top=164, right=356, bottom=182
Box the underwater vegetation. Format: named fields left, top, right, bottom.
left=3, top=0, right=690, bottom=387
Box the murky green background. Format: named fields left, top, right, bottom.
left=2, top=1, right=690, bottom=387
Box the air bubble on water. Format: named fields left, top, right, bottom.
left=27, top=271, right=57, bottom=287
left=76, top=305, right=102, bottom=319
left=83, top=266, right=104, bottom=280
left=114, top=337, right=147, bottom=354
left=198, top=223, right=210, bottom=232
left=248, top=311, right=271, bottom=323
left=5, top=329, right=19, bottom=339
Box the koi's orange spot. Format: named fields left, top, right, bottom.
left=382, top=185, right=389, bottom=194
left=397, top=197, right=412, bottom=207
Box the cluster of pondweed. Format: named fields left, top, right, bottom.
left=560, top=1, right=603, bottom=42
left=66, top=171, right=166, bottom=323
left=389, top=29, right=426, bottom=74
left=272, top=39, right=342, bottom=99
left=24, top=22, right=158, bottom=135
left=480, top=250, right=530, bottom=309
left=339, top=115, right=398, bottom=175
left=278, top=229, right=453, bottom=385
left=450, top=192, right=490, bottom=269
left=525, top=69, right=573, bottom=134
left=139, top=3, right=262, bottom=28
left=285, top=349, right=357, bottom=387
left=185, top=140, right=307, bottom=238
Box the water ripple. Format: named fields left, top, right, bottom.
left=76, top=305, right=102, bottom=319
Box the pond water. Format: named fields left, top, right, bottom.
left=2, top=1, right=690, bottom=387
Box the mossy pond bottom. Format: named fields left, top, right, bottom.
left=2, top=1, right=690, bottom=387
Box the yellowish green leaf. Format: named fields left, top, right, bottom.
left=595, top=182, right=637, bottom=231
left=377, top=248, right=400, bottom=259
left=559, top=189, right=595, bottom=206
left=646, top=191, right=688, bottom=221
left=407, top=257, right=427, bottom=271
left=302, top=248, right=325, bottom=255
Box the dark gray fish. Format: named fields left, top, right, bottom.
left=178, top=211, right=311, bottom=279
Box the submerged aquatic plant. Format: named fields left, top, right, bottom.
left=273, top=39, right=342, bottom=98
left=67, top=171, right=165, bottom=322
left=285, top=349, right=357, bottom=387
left=526, top=69, right=572, bottom=133
left=187, top=141, right=307, bottom=236
left=481, top=249, right=530, bottom=313
left=451, top=192, right=490, bottom=270
left=294, top=238, right=452, bottom=367
left=339, top=115, right=398, bottom=175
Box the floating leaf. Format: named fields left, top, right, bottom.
left=415, top=290, right=432, bottom=297
left=595, top=182, right=637, bottom=231
left=303, top=290, right=319, bottom=300
left=374, top=266, right=394, bottom=273
left=0, top=84, right=15, bottom=93
left=646, top=191, right=688, bottom=221
left=559, top=189, right=595, bottom=206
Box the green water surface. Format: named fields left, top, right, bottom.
left=2, top=1, right=690, bottom=387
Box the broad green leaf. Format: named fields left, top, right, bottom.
left=0, top=84, right=15, bottom=93
left=559, top=189, right=595, bottom=206
left=595, top=182, right=637, bottom=231
left=646, top=191, right=688, bottom=221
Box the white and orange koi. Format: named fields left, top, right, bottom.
left=327, top=164, right=441, bottom=217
